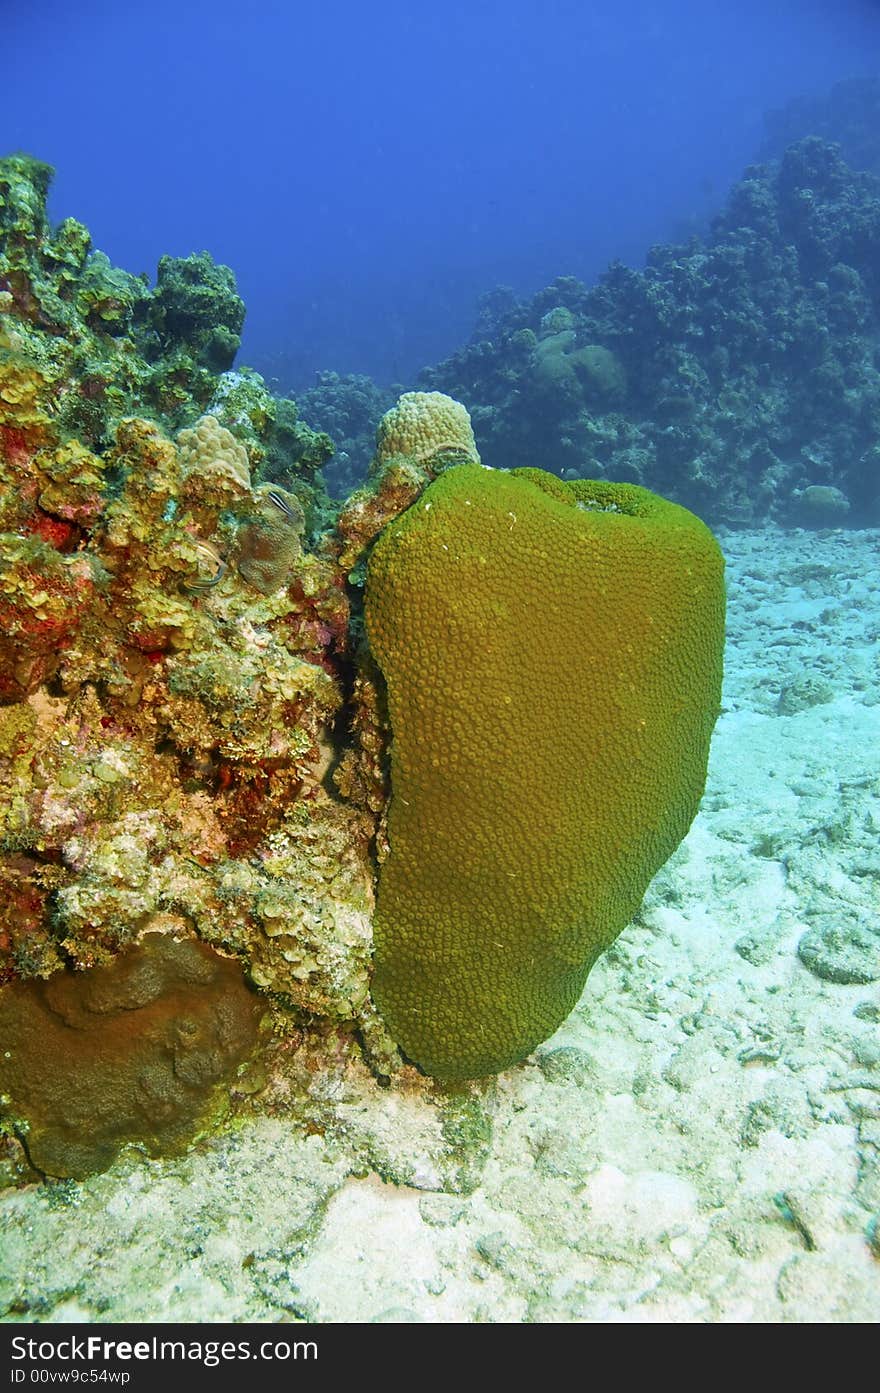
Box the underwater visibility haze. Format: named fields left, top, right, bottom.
left=0, top=0, right=878, bottom=1328
left=3, top=0, right=878, bottom=387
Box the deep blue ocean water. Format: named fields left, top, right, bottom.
left=5, top=0, right=877, bottom=389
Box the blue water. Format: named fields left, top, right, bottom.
left=5, top=0, right=877, bottom=389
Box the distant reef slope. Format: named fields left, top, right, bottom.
left=760, top=75, right=880, bottom=180
left=420, top=137, right=880, bottom=528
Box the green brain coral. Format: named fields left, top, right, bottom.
left=364, top=463, right=725, bottom=1080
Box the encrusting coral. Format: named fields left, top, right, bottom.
left=0, top=933, right=264, bottom=1179
left=0, top=156, right=383, bottom=1180
left=0, top=154, right=333, bottom=477
left=236, top=483, right=305, bottom=594
left=0, top=385, right=370, bottom=998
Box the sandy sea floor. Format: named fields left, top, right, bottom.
left=1, top=524, right=878, bottom=1324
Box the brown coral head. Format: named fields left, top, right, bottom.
left=0, top=934, right=265, bottom=1178
left=236, top=483, right=304, bottom=595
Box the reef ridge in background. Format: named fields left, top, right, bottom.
left=421, top=137, right=880, bottom=529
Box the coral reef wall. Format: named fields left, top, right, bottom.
left=6, top=132, right=869, bottom=1182
left=0, top=156, right=333, bottom=486
left=0, top=154, right=376, bottom=1034
left=421, top=138, right=880, bottom=527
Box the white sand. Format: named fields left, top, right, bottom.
left=1, top=524, right=878, bottom=1324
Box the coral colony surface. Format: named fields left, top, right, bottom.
left=0, top=148, right=877, bottom=1325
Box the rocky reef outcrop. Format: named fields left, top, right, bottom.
left=0, top=155, right=404, bottom=1181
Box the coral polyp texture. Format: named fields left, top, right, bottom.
left=374, top=390, right=480, bottom=468
left=236, top=482, right=305, bottom=594
left=335, top=388, right=481, bottom=573
left=364, top=464, right=725, bottom=1080
left=177, top=414, right=252, bottom=494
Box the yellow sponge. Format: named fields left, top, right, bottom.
left=365, top=464, right=725, bottom=1080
